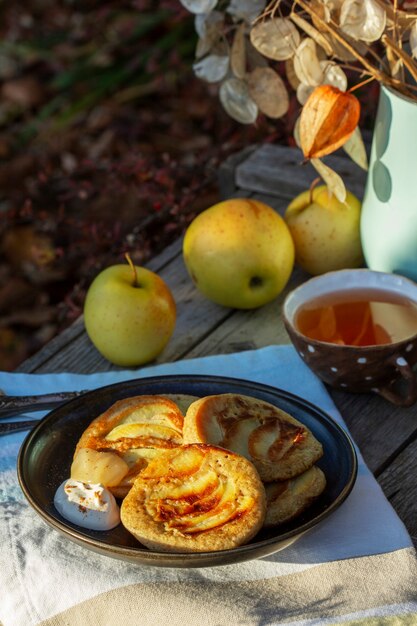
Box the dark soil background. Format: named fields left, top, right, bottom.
left=0, top=0, right=379, bottom=371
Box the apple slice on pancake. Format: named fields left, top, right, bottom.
left=72, top=394, right=197, bottom=498
left=120, top=444, right=266, bottom=552
left=183, top=393, right=323, bottom=482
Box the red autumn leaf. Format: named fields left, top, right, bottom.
left=300, top=85, right=361, bottom=159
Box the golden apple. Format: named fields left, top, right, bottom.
left=84, top=256, right=176, bottom=366
left=284, top=185, right=364, bottom=276
left=183, top=198, right=295, bottom=309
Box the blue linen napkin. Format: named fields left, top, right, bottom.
left=0, top=345, right=413, bottom=626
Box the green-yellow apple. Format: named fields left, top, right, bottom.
left=182, top=198, right=295, bottom=309
left=284, top=185, right=363, bottom=276
left=84, top=256, right=176, bottom=366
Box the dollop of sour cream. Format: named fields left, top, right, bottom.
left=54, top=479, right=120, bottom=530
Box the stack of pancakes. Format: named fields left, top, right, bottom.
left=70, top=393, right=326, bottom=552
left=182, top=393, right=326, bottom=528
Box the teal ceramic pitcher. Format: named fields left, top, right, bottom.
left=360, top=84, right=417, bottom=281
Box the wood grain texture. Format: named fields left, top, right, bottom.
left=217, top=144, right=259, bottom=198
left=378, top=435, right=417, bottom=546
left=234, top=144, right=367, bottom=200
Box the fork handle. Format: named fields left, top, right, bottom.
left=0, top=390, right=88, bottom=418
left=0, top=419, right=41, bottom=435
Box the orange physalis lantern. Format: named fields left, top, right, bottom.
left=300, top=85, right=361, bottom=159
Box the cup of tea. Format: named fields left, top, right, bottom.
left=283, top=269, right=417, bottom=406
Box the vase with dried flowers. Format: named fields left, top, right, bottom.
left=180, top=0, right=417, bottom=279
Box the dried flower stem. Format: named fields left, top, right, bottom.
left=254, top=0, right=282, bottom=23
left=348, top=76, right=376, bottom=93
left=382, top=34, right=417, bottom=85
left=292, top=0, right=383, bottom=74
left=374, top=0, right=417, bottom=28
left=340, top=64, right=373, bottom=76
left=291, top=0, right=417, bottom=100
left=393, top=0, right=400, bottom=42
left=393, top=0, right=405, bottom=83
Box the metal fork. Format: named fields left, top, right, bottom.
left=0, top=418, right=42, bottom=436
left=0, top=389, right=88, bottom=419
left=0, top=389, right=89, bottom=435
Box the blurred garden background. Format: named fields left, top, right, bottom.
left=0, top=0, right=378, bottom=371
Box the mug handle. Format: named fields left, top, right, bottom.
left=375, top=355, right=417, bottom=407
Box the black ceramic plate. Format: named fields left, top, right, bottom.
left=18, top=375, right=357, bottom=568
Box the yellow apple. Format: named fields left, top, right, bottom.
left=284, top=185, right=364, bottom=276
left=84, top=256, right=176, bottom=366
left=183, top=198, right=295, bottom=309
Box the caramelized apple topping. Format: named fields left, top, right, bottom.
left=78, top=396, right=184, bottom=450
left=116, top=448, right=162, bottom=489
left=70, top=448, right=129, bottom=487
left=253, top=421, right=306, bottom=462
left=104, top=422, right=182, bottom=450
left=141, top=445, right=205, bottom=480
left=113, top=401, right=183, bottom=432
left=196, top=396, right=306, bottom=465
left=142, top=446, right=256, bottom=535
left=217, top=415, right=305, bottom=463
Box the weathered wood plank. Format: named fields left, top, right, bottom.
left=217, top=144, right=259, bottom=198
left=146, top=238, right=182, bottom=272
left=378, top=435, right=417, bottom=546
left=15, top=316, right=86, bottom=374
left=329, top=388, right=417, bottom=475
left=234, top=144, right=368, bottom=200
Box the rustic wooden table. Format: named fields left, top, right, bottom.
left=16, top=144, right=417, bottom=547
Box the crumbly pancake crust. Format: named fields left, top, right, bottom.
left=182, top=393, right=323, bottom=482
left=120, top=444, right=267, bottom=553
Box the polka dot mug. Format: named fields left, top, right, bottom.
left=283, top=269, right=417, bottom=407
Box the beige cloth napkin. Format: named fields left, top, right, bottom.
left=1, top=346, right=417, bottom=626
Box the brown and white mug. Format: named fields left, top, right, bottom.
left=283, top=269, right=417, bottom=407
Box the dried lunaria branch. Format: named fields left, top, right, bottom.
left=180, top=0, right=417, bottom=197
left=382, top=33, right=417, bottom=84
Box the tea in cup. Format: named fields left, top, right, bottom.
left=283, top=269, right=417, bottom=406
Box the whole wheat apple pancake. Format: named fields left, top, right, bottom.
left=120, top=443, right=266, bottom=552
left=71, top=394, right=197, bottom=498
left=183, top=393, right=323, bottom=482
